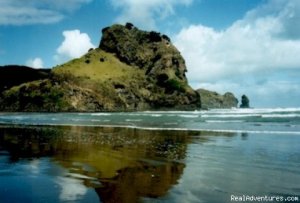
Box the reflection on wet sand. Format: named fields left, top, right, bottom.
left=0, top=126, right=230, bottom=202
left=1, top=124, right=299, bottom=203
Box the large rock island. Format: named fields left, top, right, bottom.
left=0, top=24, right=201, bottom=112
left=197, top=89, right=238, bottom=109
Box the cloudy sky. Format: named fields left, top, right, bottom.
left=0, top=0, right=299, bottom=107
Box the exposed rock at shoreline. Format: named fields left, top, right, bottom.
left=0, top=24, right=200, bottom=112
left=240, top=94, right=250, bottom=108
left=197, top=89, right=238, bottom=109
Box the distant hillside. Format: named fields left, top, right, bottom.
left=0, top=24, right=200, bottom=112
left=197, top=89, right=238, bottom=109
left=0, top=65, right=50, bottom=93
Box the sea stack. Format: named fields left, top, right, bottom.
left=240, top=95, right=250, bottom=108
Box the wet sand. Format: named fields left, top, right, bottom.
left=0, top=125, right=299, bottom=203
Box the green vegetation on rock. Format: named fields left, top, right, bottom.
left=197, top=89, right=238, bottom=109
left=0, top=79, right=69, bottom=111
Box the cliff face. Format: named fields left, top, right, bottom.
left=197, top=89, right=238, bottom=109
left=100, top=24, right=187, bottom=82
left=240, top=95, right=250, bottom=108
left=0, top=24, right=200, bottom=112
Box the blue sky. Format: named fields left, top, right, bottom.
left=0, top=0, right=299, bottom=107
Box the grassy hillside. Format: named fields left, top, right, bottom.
left=52, top=49, right=144, bottom=83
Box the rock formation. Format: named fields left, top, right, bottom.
left=197, top=89, right=238, bottom=109
left=240, top=94, right=250, bottom=108
left=99, top=24, right=187, bottom=82
left=0, top=24, right=200, bottom=112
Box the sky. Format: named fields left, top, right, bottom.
left=0, top=0, right=299, bottom=108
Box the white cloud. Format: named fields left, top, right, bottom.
left=0, top=7, right=63, bottom=25
left=54, top=30, right=95, bottom=63
left=34, top=0, right=93, bottom=11
left=26, top=57, right=44, bottom=69
left=174, top=19, right=300, bottom=82
left=0, top=0, right=92, bottom=25
left=56, top=177, right=87, bottom=201
left=173, top=0, right=300, bottom=107
left=109, top=0, right=193, bottom=29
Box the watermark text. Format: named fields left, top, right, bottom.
left=231, top=195, right=299, bottom=202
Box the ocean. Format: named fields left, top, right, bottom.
left=0, top=108, right=299, bottom=202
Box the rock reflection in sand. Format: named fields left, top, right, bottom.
left=0, top=125, right=198, bottom=202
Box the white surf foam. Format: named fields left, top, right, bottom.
left=205, top=120, right=244, bottom=123
left=261, top=114, right=300, bottom=118
left=179, top=115, right=199, bottom=118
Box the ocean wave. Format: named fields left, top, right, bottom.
left=70, top=118, right=88, bottom=122
left=163, top=122, right=178, bottom=125
left=142, top=111, right=199, bottom=114
left=1, top=109, right=300, bottom=135
left=204, top=120, right=244, bottom=123
left=259, top=107, right=300, bottom=112
left=150, top=114, right=162, bottom=117
left=178, top=115, right=199, bottom=118
left=90, top=113, right=112, bottom=116
left=1, top=121, right=300, bottom=135
left=261, top=114, right=300, bottom=118
left=201, top=114, right=260, bottom=118
left=201, top=108, right=300, bottom=115
left=125, top=119, right=142, bottom=122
